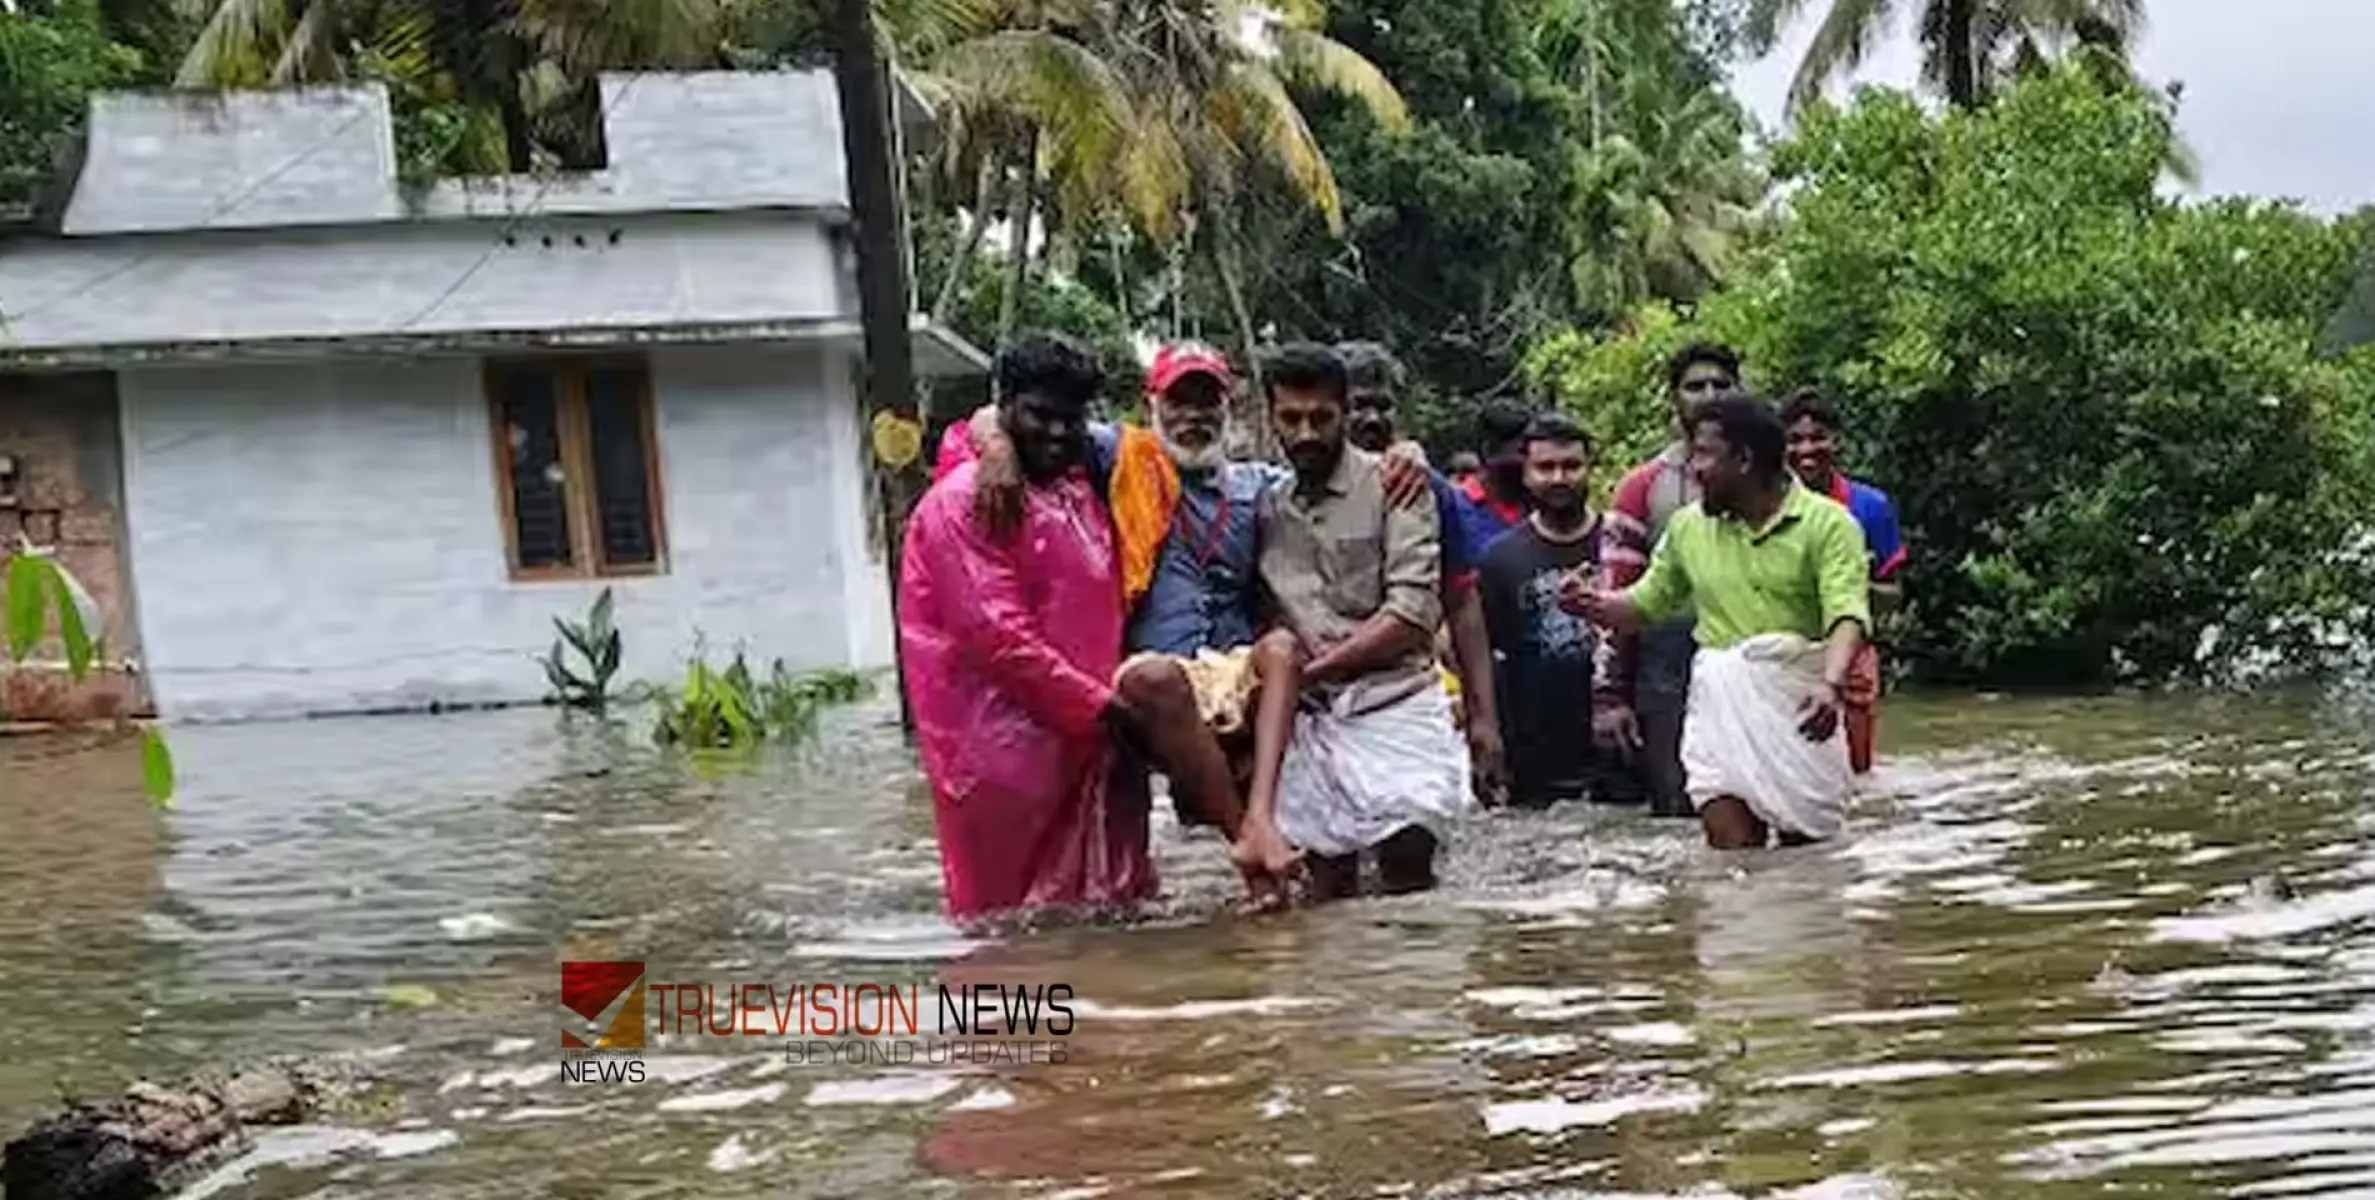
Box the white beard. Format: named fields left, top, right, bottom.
left=1155, top=411, right=1230, bottom=472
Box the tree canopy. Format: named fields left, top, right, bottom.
left=1529, top=63, right=2375, bottom=687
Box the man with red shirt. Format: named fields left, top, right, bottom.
left=1593, top=342, right=1742, bottom=817
left=1781, top=388, right=1904, bottom=774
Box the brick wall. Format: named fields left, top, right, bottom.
left=0, top=372, right=147, bottom=723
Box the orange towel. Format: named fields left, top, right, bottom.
left=1107, top=426, right=1181, bottom=608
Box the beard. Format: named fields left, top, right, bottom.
left=1154, top=408, right=1229, bottom=471
left=1533, top=485, right=1583, bottom=519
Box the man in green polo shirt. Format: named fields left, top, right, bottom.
left=1564, top=394, right=1871, bottom=849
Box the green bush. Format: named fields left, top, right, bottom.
left=1527, top=62, right=2375, bottom=687
left=650, top=646, right=873, bottom=751
left=3, top=550, right=172, bottom=801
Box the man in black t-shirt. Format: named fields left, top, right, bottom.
left=1476, top=413, right=1618, bottom=810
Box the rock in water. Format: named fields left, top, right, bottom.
left=2, top=1066, right=321, bottom=1200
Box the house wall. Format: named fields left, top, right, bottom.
left=0, top=373, right=146, bottom=721
left=0, top=212, right=845, bottom=355
left=115, top=346, right=891, bottom=722
left=61, top=72, right=852, bottom=237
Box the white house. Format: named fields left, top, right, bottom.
left=0, top=71, right=984, bottom=723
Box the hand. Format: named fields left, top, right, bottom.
left=1466, top=717, right=1507, bottom=806
left=1556, top=570, right=1603, bottom=617
left=1380, top=439, right=1433, bottom=509
left=971, top=424, right=1026, bottom=539
left=1592, top=704, right=1642, bottom=757
left=1798, top=680, right=1843, bottom=743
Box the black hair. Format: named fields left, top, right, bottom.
left=1778, top=387, right=1839, bottom=432
left=1687, top=394, right=1788, bottom=480
left=1665, top=341, right=1743, bottom=393
left=1519, top=411, right=1593, bottom=456
left=1334, top=341, right=1401, bottom=399
left=1480, top=404, right=1534, bottom=450
left=994, top=332, right=1103, bottom=410
left=1446, top=451, right=1483, bottom=474
left=1261, top=342, right=1351, bottom=408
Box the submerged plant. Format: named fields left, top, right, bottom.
left=2, top=542, right=173, bottom=803
left=540, top=588, right=622, bottom=713
left=650, top=644, right=871, bottom=751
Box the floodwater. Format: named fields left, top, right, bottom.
left=5, top=691, right=2375, bottom=1198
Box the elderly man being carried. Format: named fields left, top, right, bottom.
left=937, top=342, right=1434, bottom=907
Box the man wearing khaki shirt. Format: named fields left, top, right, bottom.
left=1257, top=343, right=1474, bottom=899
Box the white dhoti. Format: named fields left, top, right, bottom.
left=1276, top=681, right=1473, bottom=856
left=1682, top=634, right=1854, bottom=840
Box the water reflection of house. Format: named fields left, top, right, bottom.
left=0, top=72, right=984, bottom=722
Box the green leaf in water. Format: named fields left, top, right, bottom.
left=4, top=554, right=45, bottom=662
left=140, top=727, right=175, bottom=806
left=45, top=563, right=94, bottom=680
left=382, top=984, right=441, bottom=1009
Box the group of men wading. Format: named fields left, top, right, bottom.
left=897, top=332, right=1904, bottom=921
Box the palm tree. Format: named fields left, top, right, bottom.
left=902, top=0, right=1145, bottom=337
left=1569, top=87, right=1763, bottom=314
left=906, top=0, right=1408, bottom=362
left=1746, top=0, right=2146, bottom=114
left=1536, top=0, right=1762, bottom=315
left=1100, top=0, right=1409, bottom=393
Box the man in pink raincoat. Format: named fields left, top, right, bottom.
left=898, top=334, right=1156, bottom=921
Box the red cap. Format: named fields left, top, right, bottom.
left=1146, top=342, right=1233, bottom=396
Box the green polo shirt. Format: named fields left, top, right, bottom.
left=1629, top=483, right=1873, bottom=650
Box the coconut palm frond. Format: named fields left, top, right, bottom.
left=509, top=0, right=729, bottom=71
left=1272, top=27, right=1408, bottom=133
left=1211, top=61, right=1338, bottom=229
left=1115, top=111, right=1191, bottom=243
left=269, top=0, right=348, bottom=81
left=177, top=0, right=300, bottom=86
left=1789, top=0, right=1892, bottom=114
left=1742, top=0, right=1817, bottom=57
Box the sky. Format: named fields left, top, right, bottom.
left=1730, top=1, right=2372, bottom=213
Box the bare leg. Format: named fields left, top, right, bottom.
left=1234, top=630, right=1302, bottom=875
left=1375, top=826, right=1439, bottom=895
left=1699, top=796, right=1769, bottom=850
left=1114, top=658, right=1247, bottom=841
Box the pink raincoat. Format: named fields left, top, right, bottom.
left=898, top=458, right=1153, bottom=920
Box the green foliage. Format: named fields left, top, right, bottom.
left=2, top=549, right=173, bottom=803
left=351, top=41, right=508, bottom=198
left=918, top=208, right=1141, bottom=410
left=539, top=587, right=622, bottom=713
left=0, top=0, right=144, bottom=208
left=1173, top=0, right=1755, bottom=453
left=1528, top=64, right=2375, bottom=688
left=650, top=645, right=873, bottom=751
left=1524, top=301, right=1755, bottom=491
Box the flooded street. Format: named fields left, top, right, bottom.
left=6, top=691, right=2375, bottom=1198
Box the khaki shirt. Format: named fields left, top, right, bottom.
left=1258, top=445, right=1443, bottom=714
